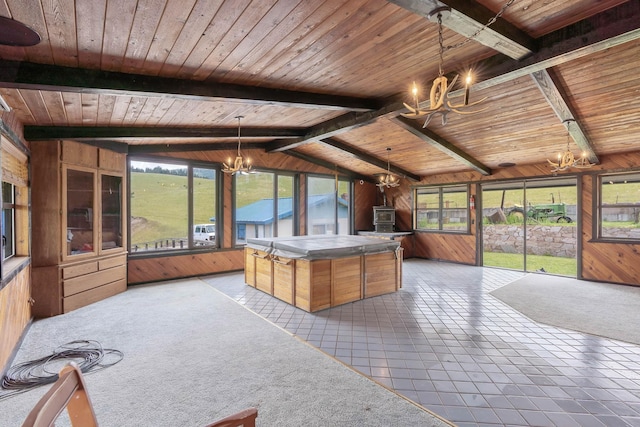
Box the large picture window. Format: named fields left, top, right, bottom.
left=130, top=159, right=218, bottom=253
left=307, top=175, right=351, bottom=236
left=599, top=172, right=640, bottom=240
left=234, top=171, right=297, bottom=245
left=414, top=185, right=469, bottom=232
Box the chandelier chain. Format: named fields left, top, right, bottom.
left=236, top=115, right=243, bottom=156
left=444, top=0, right=517, bottom=52
left=437, top=13, right=445, bottom=77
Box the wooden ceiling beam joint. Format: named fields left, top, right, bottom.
left=391, top=116, right=492, bottom=176
left=319, top=137, right=420, bottom=182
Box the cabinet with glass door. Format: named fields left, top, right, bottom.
left=31, top=140, right=127, bottom=317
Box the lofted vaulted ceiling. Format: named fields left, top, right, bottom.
left=0, top=0, right=638, bottom=181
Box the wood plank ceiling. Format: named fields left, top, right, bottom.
left=0, top=0, right=638, bottom=181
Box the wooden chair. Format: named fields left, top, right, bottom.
left=23, top=363, right=258, bottom=427
left=22, top=364, right=98, bottom=427
left=205, top=407, right=258, bottom=427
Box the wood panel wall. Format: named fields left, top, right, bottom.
left=0, top=268, right=31, bottom=375
left=581, top=174, right=640, bottom=285
left=128, top=249, right=244, bottom=284
left=0, top=111, right=31, bottom=374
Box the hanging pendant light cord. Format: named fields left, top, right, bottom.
left=236, top=115, right=243, bottom=156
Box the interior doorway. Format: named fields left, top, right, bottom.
left=481, top=178, right=578, bottom=276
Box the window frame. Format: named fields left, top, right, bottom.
left=232, top=169, right=299, bottom=246
left=128, top=156, right=221, bottom=256
left=305, top=174, right=353, bottom=236
left=2, top=181, right=15, bottom=261
left=413, top=184, right=470, bottom=233
left=597, top=172, right=640, bottom=242
left=0, top=133, right=30, bottom=287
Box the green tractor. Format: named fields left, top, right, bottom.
left=506, top=200, right=572, bottom=223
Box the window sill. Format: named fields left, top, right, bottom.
left=1, top=256, right=30, bottom=290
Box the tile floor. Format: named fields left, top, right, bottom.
left=204, top=259, right=640, bottom=427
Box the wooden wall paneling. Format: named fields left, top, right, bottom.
left=413, top=233, right=477, bottom=265
left=0, top=268, right=31, bottom=373
left=581, top=174, right=640, bottom=285
left=354, top=180, right=376, bottom=232
left=223, top=172, right=233, bottom=248
left=30, top=141, right=61, bottom=266
left=299, top=174, right=307, bottom=235
left=127, top=249, right=244, bottom=284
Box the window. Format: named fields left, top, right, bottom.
left=2, top=181, right=15, bottom=260
left=234, top=171, right=296, bottom=245
left=599, top=172, right=640, bottom=240
left=1, top=134, right=29, bottom=282
left=129, top=159, right=218, bottom=253
left=307, top=175, right=351, bottom=236
left=414, top=185, right=469, bottom=232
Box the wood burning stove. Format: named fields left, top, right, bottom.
left=373, top=206, right=395, bottom=233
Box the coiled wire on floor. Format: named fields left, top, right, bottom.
left=0, top=340, right=123, bottom=400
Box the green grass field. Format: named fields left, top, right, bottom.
left=483, top=251, right=577, bottom=276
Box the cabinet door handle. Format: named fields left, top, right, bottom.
left=251, top=251, right=269, bottom=259
left=272, top=256, right=292, bottom=265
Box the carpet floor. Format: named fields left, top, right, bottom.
left=0, top=278, right=451, bottom=427
left=490, top=273, right=640, bottom=345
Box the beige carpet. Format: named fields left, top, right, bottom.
left=491, top=274, right=640, bottom=345
left=1, top=279, right=452, bottom=427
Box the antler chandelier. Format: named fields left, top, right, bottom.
left=547, top=119, right=594, bottom=173
left=222, top=115, right=252, bottom=175
left=401, top=7, right=486, bottom=127
left=376, top=147, right=400, bottom=191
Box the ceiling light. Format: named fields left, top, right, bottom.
left=547, top=119, right=594, bottom=173
left=401, top=7, right=486, bottom=127
left=376, top=147, right=400, bottom=191
left=0, top=16, right=41, bottom=46
left=222, top=115, right=252, bottom=175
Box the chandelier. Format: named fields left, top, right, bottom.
left=376, top=147, right=400, bottom=191
left=222, top=115, right=252, bottom=175
left=401, top=7, right=487, bottom=127
left=547, top=119, right=594, bottom=173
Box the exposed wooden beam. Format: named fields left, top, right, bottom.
left=282, top=150, right=376, bottom=183
left=391, top=116, right=492, bottom=175
left=387, top=0, right=535, bottom=59
left=460, top=0, right=640, bottom=94
left=265, top=100, right=405, bottom=152
left=0, top=60, right=379, bottom=112
left=127, top=142, right=264, bottom=154
left=268, top=2, right=640, bottom=157
left=24, top=125, right=304, bottom=141
left=530, top=69, right=599, bottom=164
left=319, top=137, right=421, bottom=181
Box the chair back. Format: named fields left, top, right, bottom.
left=22, top=364, right=98, bottom=427
left=205, top=407, right=258, bottom=427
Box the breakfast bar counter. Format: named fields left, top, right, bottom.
left=244, top=235, right=403, bottom=312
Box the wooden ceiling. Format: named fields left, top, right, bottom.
left=0, top=0, right=638, bottom=181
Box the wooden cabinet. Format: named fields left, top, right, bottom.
left=31, top=141, right=127, bottom=317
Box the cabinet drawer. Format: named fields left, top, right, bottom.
left=62, top=261, right=98, bottom=279
left=99, top=254, right=126, bottom=270
left=64, top=279, right=126, bottom=313
left=63, top=265, right=126, bottom=297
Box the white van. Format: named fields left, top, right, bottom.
left=194, top=224, right=216, bottom=243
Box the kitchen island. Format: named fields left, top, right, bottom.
left=244, top=235, right=403, bottom=312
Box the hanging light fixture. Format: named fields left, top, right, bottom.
left=401, top=7, right=487, bottom=127
left=376, top=147, right=400, bottom=191
left=547, top=119, right=594, bottom=173
left=222, top=115, right=252, bottom=175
